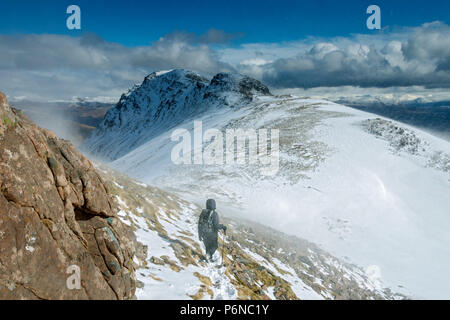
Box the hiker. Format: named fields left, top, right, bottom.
left=198, top=199, right=227, bottom=261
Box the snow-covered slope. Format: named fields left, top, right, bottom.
left=86, top=70, right=450, bottom=299
left=95, top=164, right=400, bottom=300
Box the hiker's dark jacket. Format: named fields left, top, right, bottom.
left=198, top=200, right=226, bottom=256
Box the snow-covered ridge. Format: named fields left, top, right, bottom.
left=106, top=94, right=450, bottom=299
left=83, top=69, right=271, bottom=160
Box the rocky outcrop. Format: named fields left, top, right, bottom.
left=206, top=72, right=271, bottom=99
left=0, top=92, right=136, bottom=300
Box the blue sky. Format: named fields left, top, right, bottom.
left=0, top=0, right=449, bottom=102
left=0, top=0, right=449, bottom=46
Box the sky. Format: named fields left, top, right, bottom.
left=0, top=0, right=449, bottom=103
left=1, top=0, right=449, bottom=45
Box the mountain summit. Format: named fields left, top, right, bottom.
left=83, top=69, right=271, bottom=160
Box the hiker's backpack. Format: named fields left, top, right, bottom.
left=204, top=210, right=216, bottom=234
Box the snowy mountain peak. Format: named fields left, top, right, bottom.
left=83, top=69, right=271, bottom=160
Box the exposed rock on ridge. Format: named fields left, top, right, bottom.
left=0, top=91, right=136, bottom=300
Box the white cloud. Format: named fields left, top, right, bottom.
left=232, top=22, right=450, bottom=89
left=1, top=22, right=450, bottom=102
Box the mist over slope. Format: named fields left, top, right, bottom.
left=84, top=70, right=450, bottom=299
left=10, top=99, right=113, bottom=147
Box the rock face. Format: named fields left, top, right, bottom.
left=0, top=92, right=136, bottom=300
